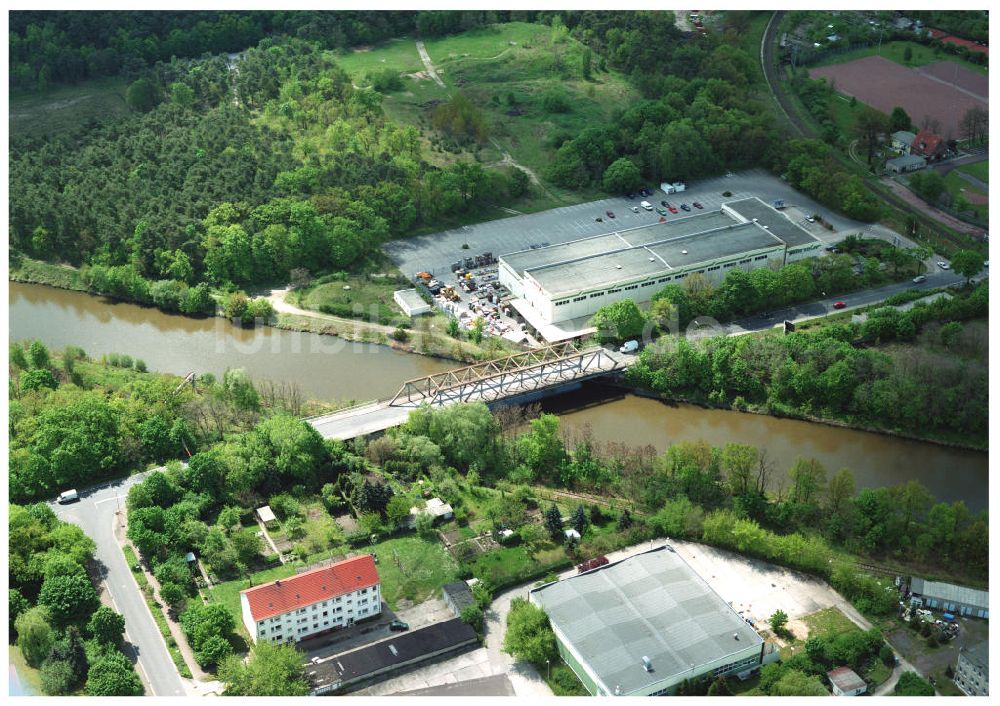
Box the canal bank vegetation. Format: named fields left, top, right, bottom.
left=623, top=280, right=989, bottom=448
left=9, top=503, right=144, bottom=695
left=7, top=339, right=334, bottom=503
left=108, top=396, right=985, bottom=693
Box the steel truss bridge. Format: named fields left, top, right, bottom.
left=388, top=342, right=624, bottom=408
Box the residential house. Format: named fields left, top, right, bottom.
left=910, top=129, right=947, bottom=161
left=892, top=130, right=917, bottom=152
left=240, top=554, right=381, bottom=644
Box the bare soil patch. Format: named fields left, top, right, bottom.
left=917, top=60, right=989, bottom=99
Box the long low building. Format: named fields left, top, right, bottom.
left=529, top=544, right=773, bottom=696
left=308, top=619, right=478, bottom=694
left=499, top=197, right=822, bottom=334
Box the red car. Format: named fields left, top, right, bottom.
left=833, top=301, right=846, bottom=309
left=667, top=205, right=678, bottom=214
left=692, top=201, right=703, bottom=209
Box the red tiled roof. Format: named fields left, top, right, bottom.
left=242, top=555, right=379, bottom=622
left=911, top=129, right=944, bottom=156
left=929, top=28, right=988, bottom=55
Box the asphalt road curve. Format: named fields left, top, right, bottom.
left=49, top=472, right=186, bottom=697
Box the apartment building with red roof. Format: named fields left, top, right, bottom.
left=240, top=554, right=381, bottom=643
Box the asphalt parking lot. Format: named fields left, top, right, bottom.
left=385, top=168, right=876, bottom=280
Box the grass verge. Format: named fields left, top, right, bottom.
left=810, top=40, right=988, bottom=76
left=9, top=256, right=86, bottom=291
left=122, top=544, right=194, bottom=679
left=9, top=77, right=129, bottom=137
left=9, top=645, right=44, bottom=695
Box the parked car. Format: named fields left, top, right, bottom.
left=692, top=201, right=703, bottom=209
left=656, top=207, right=668, bottom=216
left=606, top=210, right=615, bottom=219
left=661, top=200, right=669, bottom=207
left=630, top=206, right=639, bottom=213
left=833, top=301, right=846, bottom=309
left=667, top=205, right=678, bottom=214
left=806, top=215, right=816, bottom=223
left=389, top=620, right=409, bottom=632
left=57, top=489, right=79, bottom=504
left=640, top=200, right=653, bottom=211
left=680, top=203, right=691, bottom=211
left=912, top=275, right=927, bottom=283
left=937, top=261, right=950, bottom=270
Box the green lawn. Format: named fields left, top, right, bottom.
left=803, top=606, right=863, bottom=636
left=864, top=659, right=892, bottom=687
left=370, top=536, right=459, bottom=609
left=9, top=77, right=130, bottom=137
left=332, top=37, right=425, bottom=80
left=292, top=274, right=410, bottom=325
left=9, top=645, right=44, bottom=695
left=209, top=563, right=301, bottom=623
left=470, top=544, right=571, bottom=589
left=942, top=170, right=988, bottom=221
left=782, top=606, right=861, bottom=659
left=812, top=40, right=988, bottom=76
left=957, top=159, right=989, bottom=184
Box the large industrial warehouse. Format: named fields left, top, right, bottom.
left=529, top=545, right=774, bottom=696
left=499, top=197, right=822, bottom=339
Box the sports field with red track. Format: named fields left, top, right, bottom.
left=809, top=55, right=987, bottom=136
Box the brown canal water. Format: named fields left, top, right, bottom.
left=9, top=282, right=454, bottom=403
left=10, top=282, right=988, bottom=510
left=537, top=384, right=988, bottom=511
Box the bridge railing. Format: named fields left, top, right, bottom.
left=388, top=342, right=620, bottom=407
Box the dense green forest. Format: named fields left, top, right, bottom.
left=10, top=504, right=143, bottom=695
left=10, top=38, right=525, bottom=302
left=7, top=339, right=316, bottom=503
left=624, top=281, right=989, bottom=445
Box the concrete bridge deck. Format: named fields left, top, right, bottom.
left=308, top=345, right=630, bottom=440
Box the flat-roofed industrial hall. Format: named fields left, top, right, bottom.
left=499, top=198, right=822, bottom=337
left=529, top=544, right=773, bottom=696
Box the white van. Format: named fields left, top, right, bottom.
left=58, top=489, right=80, bottom=504
left=640, top=201, right=653, bottom=211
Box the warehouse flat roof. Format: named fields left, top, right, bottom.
left=911, top=578, right=989, bottom=610
left=725, top=198, right=821, bottom=247
left=526, top=222, right=782, bottom=298
left=646, top=222, right=782, bottom=270
left=530, top=545, right=763, bottom=695
left=308, top=619, right=477, bottom=690
left=619, top=211, right=737, bottom=247
left=502, top=233, right=628, bottom=275
left=528, top=247, right=668, bottom=298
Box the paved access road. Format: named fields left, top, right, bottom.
left=723, top=268, right=984, bottom=337
left=50, top=472, right=186, bottom=697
